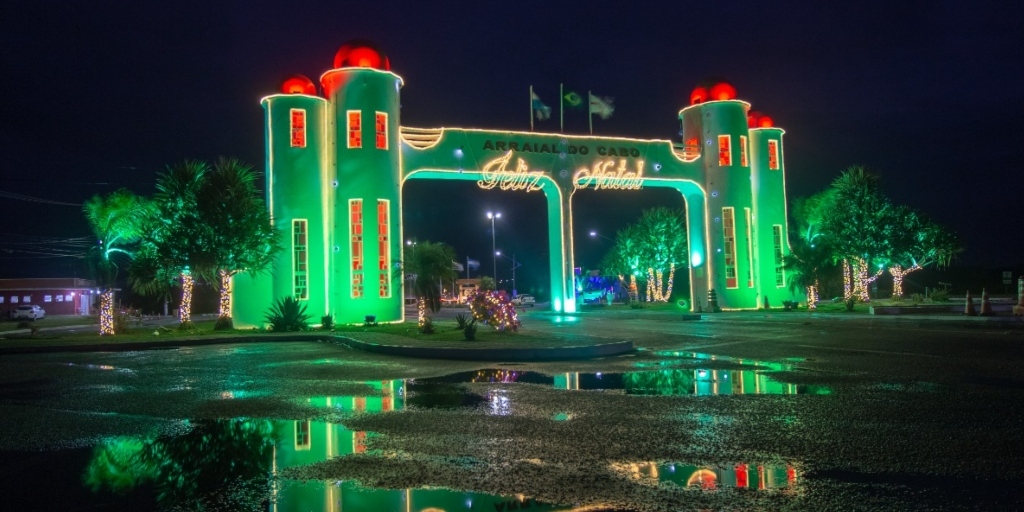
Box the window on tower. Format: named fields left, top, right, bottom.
left=350, top=199, right=364, bottom=298
left=347, top=110, right=362, bottom=149
left=718, top=135, right=732, bottom=166
left=375, top=112, right=388, bottom=150
left=377, top=199, right=391, bottom=298
left=768, top=139, right=780, bottom=170
left=773, top=224, right=786, bottom=287
left=723, top=207, right=738, bottom=289
left=290, top=109, right=306, bottom=148
left=739, top=135, right=748, bottom=167
left=292, top=219, right=308, bottom=300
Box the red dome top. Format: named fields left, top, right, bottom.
left=690, top=79, right=737, bottom=105
left=280, top=74, right=316, bottom=95
left=748, top=110, right=774, bottom=128
left=333, top=40, right=391, bottom=70
left=709, top=81, right=737, bottom=101
left=689, top=86, right=709, bottom=105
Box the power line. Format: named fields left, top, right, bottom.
left=0, top=190, right=82, bottom=207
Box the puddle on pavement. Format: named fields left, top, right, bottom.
left=7, top=360, right=812, bottom=510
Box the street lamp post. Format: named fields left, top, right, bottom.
left=496, top=251, right=522, bottom=296
left=487, top=211, right=501, bottom=284
left=589, top=230, right=614, bottom=242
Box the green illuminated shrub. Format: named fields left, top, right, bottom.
left=320, top=314, right=334, bottom=331
left=629, top=299, right=645, bottom=309
left=214, top=315, right=234, bottom=331
left=929, top=288, right=949, bottom=302
left=264, top=296, right=310, bottom=332
left=845, top=297, right=857, bottom=311
left=419, top=316, right=435, bottom=334
left=909, top=293, right=925, bottom=303
left=113, top=312, right=133, bottom=334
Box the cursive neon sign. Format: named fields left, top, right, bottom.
left=573, top=159, right=644, bottom=190
left=477, top=151, right=545, bottom=192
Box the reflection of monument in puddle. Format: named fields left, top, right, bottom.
left=553, top=369, right=823, bottom=395
left=611, top=462, right=798, bottom=491
left=273, top=380, right=565, bottom=511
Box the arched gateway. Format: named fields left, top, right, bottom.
left=232, top=42, right=795, bottom=326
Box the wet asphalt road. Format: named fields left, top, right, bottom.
left=0, top=311, right=1022, bottom=511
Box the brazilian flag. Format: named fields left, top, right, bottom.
left=563, top=90, right=583, bottom=109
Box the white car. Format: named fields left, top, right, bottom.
left=13, top=305, right=45, bottom=320
left=512, top=294, right=536, bottom=307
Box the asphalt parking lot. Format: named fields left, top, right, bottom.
left=0, top=311, right=1021, bottom=511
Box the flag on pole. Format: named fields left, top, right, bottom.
left=452, top=260, right=465, bottom=272
left=589, top=93, right=615, bottom=119
left=563, top=90, right=584, bottom=109
left=531, top=90, right=551, bottom=120
left=467, top=258, right=480, bottom=270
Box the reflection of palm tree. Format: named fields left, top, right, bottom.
left=84, top=419, right=277, bottom=507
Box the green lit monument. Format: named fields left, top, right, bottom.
left=233, top=40, right=795, bottom=326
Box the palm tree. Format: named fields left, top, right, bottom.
left=198, top=157, right=280, bottom=329
left=132, top=160, right=212, bottom=329
left=403, top=241, right=457, bottom=325
left=83, top=190, right=155, bottom=334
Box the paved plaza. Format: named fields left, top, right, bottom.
left=1, top=311, right=1022, bottom=510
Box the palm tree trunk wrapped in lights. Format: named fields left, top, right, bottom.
left=217, top=270, right=232, bottom=318
left=854, top=257, right=882, bottom=302
left=806, top=282, right=819, bottom=309
left=99, top=290, right=115, bottom=335
left=843, top=259, right=853, bottom=301
left=644, top=265, right=676, bottom=302
left=179, top=272, right=194, bottom=326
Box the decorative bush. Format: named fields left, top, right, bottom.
left=929, top=288, right=949, bottom=302
left=320, top=314, right=334, bottom=331
left=469, top=290, right=520, bottom=332
left=454, top=313, right=472, bottom=330
left=909, top=293, right=925, bottom=303
left=113, top=312, right=134, bottom=334
left=845, top=297, right=857, bottom=311
left=782, top=300, right=800, bottom=311
left=629, top=299, right=645, bottom=309
left=463, top=320, right=478, bottom=341
left=264, top=296, right=310, bottom=332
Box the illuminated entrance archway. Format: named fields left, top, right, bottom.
left=232, top=41, right=794, bottom=326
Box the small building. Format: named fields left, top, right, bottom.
left=0, top=278, right=97, bottom=317
left=456, top=279, right=481, bottom=301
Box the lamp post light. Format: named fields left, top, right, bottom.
left=496, top=251, right=523, bottom=296
left=487, top=211, right=501, bottom=284
left=589, top=230, right=614, bottom=242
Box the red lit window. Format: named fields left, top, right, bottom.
left=377, top=199, right=390, bottom=298
left=375, top=112, right=388, bottom=150
left=347, top=111, right=362, bottom=148
left=292, top=219, right=308, bottom=300
left=768, top=140, right=779, bottom=170
left=718, top=135, right=732, bottom=166
left=290, top=109, right=306, bottom=148
left=723, top=207, right=737, bottom=289
left=739, top=135, right=748, bottom=167
left=350, top=199, right=363, bottom=298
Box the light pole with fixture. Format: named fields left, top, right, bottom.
left=497, top=251, right=523, bottom=296
left=487, top=211, right=501, bottom=284
left=589, top=230, right=614, bottom=242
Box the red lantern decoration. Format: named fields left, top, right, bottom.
left=709, top=82, right=737, bottom=101
left=333, top=40, right=391, bottom=70
left=280, top=74, right=316, bottom=95
left=690, top=86, right=708, bottom=105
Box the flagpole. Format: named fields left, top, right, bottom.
left=466, top=255, right=470, bottom=279
left=559, top=83, right=564, bottom=133
left=588, top=90, right=593, bottom=135
left=529, top=85, right=534, bottom=132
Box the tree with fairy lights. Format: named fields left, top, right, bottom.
left=879, top=206, right=961, bottom=298
left=83, top=190, right=156, bottom=335
left=469, top=290, right=520, bottom=332
left=818, top=167, right=891, bottom=302
left=402, top=241, right=457, bottom=328
left=600, top=207, right=688, bottom=302
left=130, top=161, right=213, bottom=330
left=198, top=158, right=280, bottom=330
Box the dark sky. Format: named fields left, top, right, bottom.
left=2, top=1, right=1022, bottom=293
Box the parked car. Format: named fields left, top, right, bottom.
left=512, top=294, right=536, bottom=307
left=13, top=305, right=45, bottom=320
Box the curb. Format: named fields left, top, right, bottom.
left=332, top=336, right=635, bottom=361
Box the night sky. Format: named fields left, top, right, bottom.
left=2, top=1, right=1022, bottom=296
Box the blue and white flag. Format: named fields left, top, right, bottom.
left=466, top=258, right=481, bottom=270
left=531, top=91, right=551, bottom=120
left=589, top=92, right=614, bottom=119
